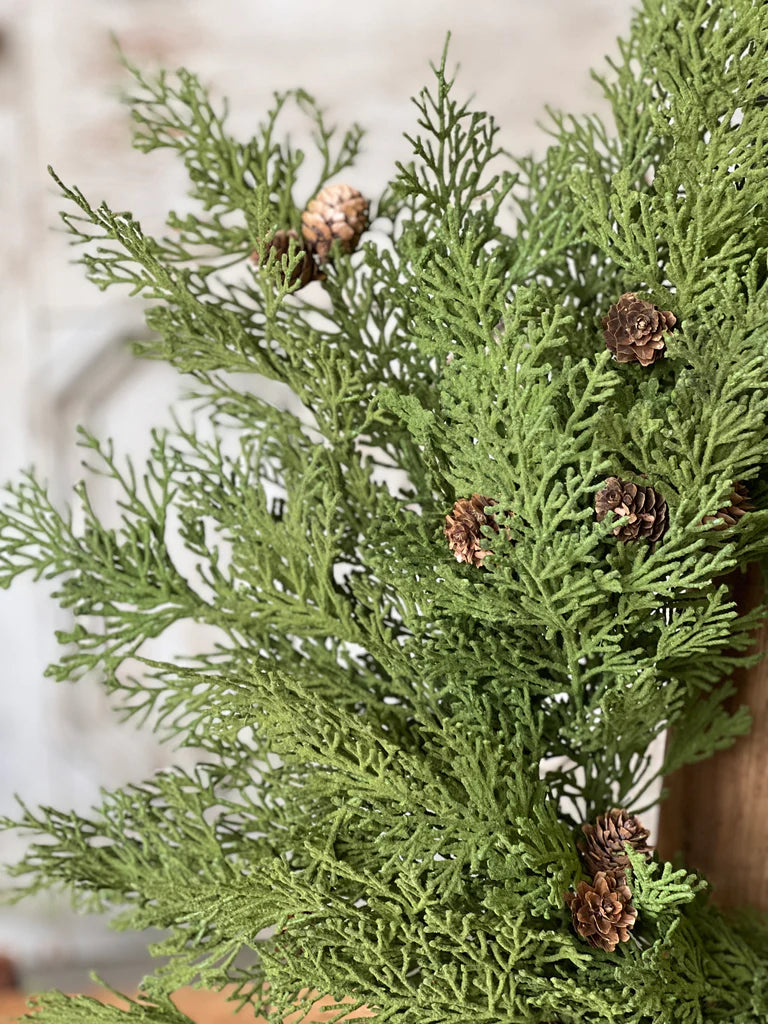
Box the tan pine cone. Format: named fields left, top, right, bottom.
left=702, top=481, right=753, bottom=530
left=250, top=229, right=321, bottom=289
left=580, top=808, right=652, bottom=878
left=595, top=476, right=668, bottom=543
left=565, top=871, right=637, bottom=952
left=444, top=494, right=500, bottom=568
left=301, top=184, right=369, bottom=262
left=601, top=292, right=676, bottom=366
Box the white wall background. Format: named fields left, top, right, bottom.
left=0, top=0, right=637, bottom=981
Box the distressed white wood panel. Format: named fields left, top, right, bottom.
left=0, top=0, right=637, bottom=971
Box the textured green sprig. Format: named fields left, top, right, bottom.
left=4, top=2, right=768, bottom=1022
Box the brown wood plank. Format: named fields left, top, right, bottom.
left=657, top=562, right=768, bottom=908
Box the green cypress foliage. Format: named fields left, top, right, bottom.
left=3, top=1, right=768, bottom=1020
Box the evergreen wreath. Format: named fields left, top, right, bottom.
left=3, top=1, right=768, bottom=1021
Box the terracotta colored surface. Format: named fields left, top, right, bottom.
left=0, top=987, right=375, bottom=1023
left=657, top=563, right=768, bottom=908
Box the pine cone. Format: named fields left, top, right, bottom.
left=580, top=808, right=652, bottom=878
left=565, top=871, right=637, bottom=952
left=251, top=229, right=320, bottom=289
left=444, top=494, right=499, bottom=567
left=595, top=476, right=668, bottom=543
left=601, top=293, right=676, bottom=366
left=301, top=184, right=369, bottom=262
left=702, top=481, right=753, bottom=530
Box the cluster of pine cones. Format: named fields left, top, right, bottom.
left=445, top=480, right=750, bottom=565
left=566, top=808, right=652, bottom=953
left=251, top=183, right=369, bottom=288
left=443, top=293, right=753, bottom=564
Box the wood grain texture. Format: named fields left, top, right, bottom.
left=657, top=562, right=768, bottom=908
left=0, top=987, right=375, bottom=1023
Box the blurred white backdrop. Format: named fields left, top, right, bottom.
left=0, top=0, right=636, bottom=980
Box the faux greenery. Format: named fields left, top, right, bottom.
left=4, top=0, right=768, bottom=1020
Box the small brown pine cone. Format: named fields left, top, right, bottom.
left=444, top=494, right=500, bottom=568
left=250, top=229, right=320, bottom=289
left=580, top=808, right=652, bottom=878
left=301, top=184, right=369, bottom=262
left=702, top=481, right=753, bottom=530
left=565, top=871, right=637, bottom=952
left=595, top=476, right=668, bottom=543
left=601, top=292, right=676, bottom=366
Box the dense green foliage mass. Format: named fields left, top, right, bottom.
left=4, top=0, right=768, bottom=1020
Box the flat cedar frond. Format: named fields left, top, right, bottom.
left=4, top=3, right=768, bottom=1022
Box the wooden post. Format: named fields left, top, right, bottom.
left=657, top=562, right=768, bottom=908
